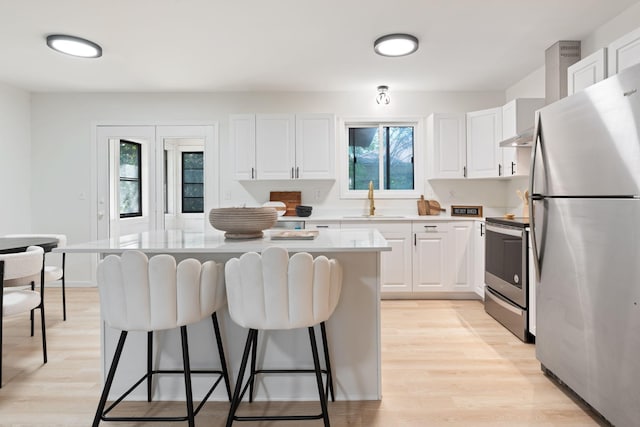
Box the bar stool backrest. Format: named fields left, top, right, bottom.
left=97, top=250, right=225, bottom=332
left=225, top=246, right=342, bottom=330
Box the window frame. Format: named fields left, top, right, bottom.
left=339, top=117, right=424, bottom=200
left=118, top=140, right=143, bottom=218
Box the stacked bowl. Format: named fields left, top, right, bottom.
left=295, top=205, right=313, bottom=217
left=209, top=207, right=277, bottom=239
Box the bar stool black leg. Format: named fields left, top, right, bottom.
left=147, top=331, right=153, bottom=402
left=61, top=252, right=66, bottom=321
left=30, top=281, right=35, bottom=337
left=320, top=322, right=335, bottom=401
left=93, top=331, right=128, bottom=427
left=226, top=329, right=256, bottom=427
left=212, top=313, right=232, bottom=401
left=249, top=330, right=258, bottom=402
left=180, top=326, right=195, bottom=427
left=309, top=327, right=330, bottom=427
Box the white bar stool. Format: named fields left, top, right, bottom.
left=92, top=250, right=231, bottom=427
left=224, top=246, right=342, bottom=427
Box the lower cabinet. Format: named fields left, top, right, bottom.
left=327, top=219, right=481, bottom=298
left=473, top=221, right=486, bottom=298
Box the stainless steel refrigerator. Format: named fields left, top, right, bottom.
left=531, top=62, right=640, bottom=427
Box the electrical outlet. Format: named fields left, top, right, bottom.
left=314, top=189, right=321, bottom=201
left=224, top=191, right=231, bottom=200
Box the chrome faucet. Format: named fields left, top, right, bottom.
left=368, top=181, right=375, bottom=216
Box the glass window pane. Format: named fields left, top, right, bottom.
left=384, top=126, right=414, bottom=190
left=119, top=181, right=140, bottom=215
left=348, top=127, right=379, bottom=190
left=183, top=198, right=204, bottom=213
left=183, top=152, right=203, bottom=169
left=120, top=142, right=140, bottom=178
left=183, top=183, right=203, bottom=197
left=183, top=169, right=204, bottom=183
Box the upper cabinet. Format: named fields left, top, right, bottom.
left=501, top=98, right=544, bottom=176
left=608, top=26, right=640, bottom=76
left=426, top=113, right=467, bottom=179
left=231, top=113, right=335, bottom=180
left=567, top=49, right=607, bottom=95
left=466, top=107, right=502, bottom=178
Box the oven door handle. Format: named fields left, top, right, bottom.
left=486, top=288, right=523, bottom=315
left=485, top=224, right=523, bottom=238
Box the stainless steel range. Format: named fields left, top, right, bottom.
left=484, top=216, right=532, bottom=342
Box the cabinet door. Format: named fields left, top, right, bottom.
left=567, top=48, right=607, bottom=95
left=450, top=221, right=474, bottom=292
left=256, top=114, right=296, bottom=179
left=305, top=221, right=340, bottom=230
left=474, top=221, right=486, bottom=298
left=295, top=114, right=335, bottom=179
left=427, top=113, right=467, bottom=179
left=608, top=27, right=640, bottom=76
left=466, top=108, right=502, bottom=178
left=380, top=230, right=413, bottom=293
left=230, top=114, right=256, bottom=180
left=413, top=223, right=449, bottom=292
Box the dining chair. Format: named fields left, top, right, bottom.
left=4, top=234, right=67, bottom=320
left=0, top=246, right=46, bottom=388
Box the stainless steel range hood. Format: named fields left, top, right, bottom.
left=499, top=127, right=534, bottom=147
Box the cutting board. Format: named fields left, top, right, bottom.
left=427, top=200, right=445, bottom=215
left=270, top=191, right=301, bottom=216
left=417, top=195, right=429, bottom=216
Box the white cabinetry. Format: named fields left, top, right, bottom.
left=608, top=27, right=640, bottom=76
left=295, top=114, right=335, bottom=179
left=474, top=221, right=486, bottom=298
left=449, top=221, right=475, bottom=292
left=348, top=221, right=413, bottom=294
left=230, top=114, right=256, bottom=180
left=466, top=107, right=502, bottom=178
left=501, top=98, right=544, bottom=176
left=426, top=113, right=467, bottom=179
left=256, top=114, right=296, bottom=179
left=231, top=113, right=335, bottom=180
left=413, top=222, right=449, bottom=292
left=304, top=220, right=340, bottom=230
left=567, top=49, right=607, bottom=95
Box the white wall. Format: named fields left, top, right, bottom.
left=30, top=90, right=506, bottom=282
left=0, top=83, right=31, bottom=235
left=581, top=1, right=640, bottom=57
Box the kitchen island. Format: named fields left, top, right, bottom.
left=60, top=228, right=390, bottom=402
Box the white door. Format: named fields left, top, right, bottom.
left=607, top=27, right=640, bottom=76
left=450, top=221, right=474, bottom=292
left=413, top=223, right=449, bottom=292
left=567, top=48, right=607, bottom=95
left=96, top=126, right=157, bottom=240
left=256, top=114, right=295, bottom=179
left=295, top=114, right=335, bottom=179
left=156, top=125, right=217, bottom=232
left=427, top=113, right=467, bottom=179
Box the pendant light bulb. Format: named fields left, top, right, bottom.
left=376, top=85, right=390, bottom=105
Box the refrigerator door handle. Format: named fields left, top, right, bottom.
left=530, top=114, right=543, bottom=280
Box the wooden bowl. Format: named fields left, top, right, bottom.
left=209, top=207, right=277, bottom=239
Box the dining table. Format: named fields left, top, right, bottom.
left=0, top=237, right=58, bottom=254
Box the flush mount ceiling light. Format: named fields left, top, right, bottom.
left=46, top=34, right=102, bottom=58
left=376, top=85, right=390, bottom=105
left=374, top=33, right=419, bottom=57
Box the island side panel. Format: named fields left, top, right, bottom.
left=102, top=251, right=382, bottom=401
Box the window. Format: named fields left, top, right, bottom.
left=346, top=122, right=418, bottom=196
left=119, top=140, right=142, bottom=218
left=181, top=152, right=204, bottom=213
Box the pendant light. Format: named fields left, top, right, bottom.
left=376, top=85, right=390, bottom=105
left=46, top=34, right=102, bottom=58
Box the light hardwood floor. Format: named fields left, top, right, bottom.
left=0, top=288, right=603, bottom=426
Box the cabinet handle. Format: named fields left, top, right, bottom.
left=424, top=225, right=438, bottom=231
left=316, top=225, right=329, bottom=228
left=251, top=167, right=255, bottom=179
left=511, top=161, right=516, bottom=175
left=296, top=166, right=299, bottom=179
left=414, top=233, right=416, bottom=246
left=291, top=167, right=294, bottom=179
left=480, top=223, right=484, bottom=236
left=498, top=164, right=502, bottom=176
left=463, top=166, right=467, bottom=178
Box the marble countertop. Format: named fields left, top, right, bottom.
left=59, top=228, right=391, bottom=254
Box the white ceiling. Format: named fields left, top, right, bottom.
left=1, top=0, right=638, bottom=93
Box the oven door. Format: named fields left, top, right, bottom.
left=485, top=223, right=527, bottom=308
